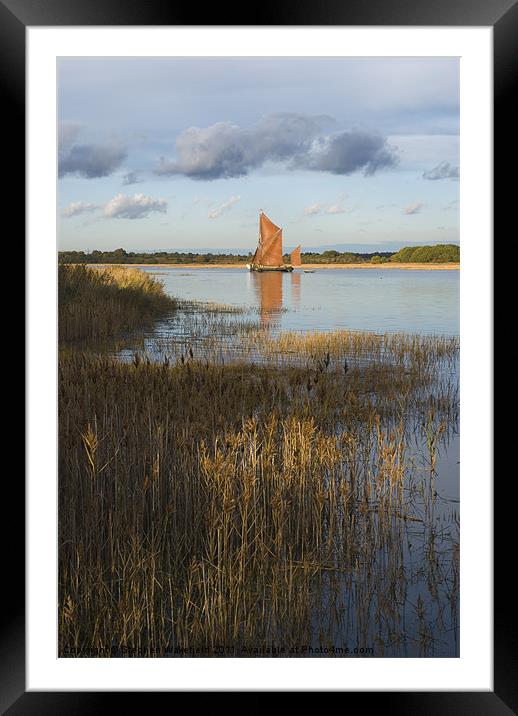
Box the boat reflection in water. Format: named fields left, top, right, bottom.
left=252, top=271, right=283, bottom=327
left=290, top=270, right=301, bottom=310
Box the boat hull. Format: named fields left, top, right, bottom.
left=248, top=264, right=293, bottom=272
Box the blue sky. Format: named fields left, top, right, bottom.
left=58, top=57, right=459, bottom=253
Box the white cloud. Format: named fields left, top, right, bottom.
left=327, top=193, right=348, bottom=214
left=402, top=201, right=424, bottom=215
left=61, top=201, right=99, bottom=218
left=304, top=194, right=351, bottom=216
left=208, top=195, right=240, bottom=219
left=327, top=204, right=346, bottom=215
left=304, top=202, right=325, bottom=216
left=103, top=193, right=168, bottom=219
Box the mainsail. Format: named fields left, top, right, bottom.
left=253, top=212, right=283, bottom=267
left=290, top=245, right=301, bottom=267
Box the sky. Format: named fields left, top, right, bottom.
left=57, top=57, right=459, bottom=253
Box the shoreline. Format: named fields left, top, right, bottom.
left=90, top=262, right=460, bottom=271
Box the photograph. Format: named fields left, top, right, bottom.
left=57, top=55, right=461, bottom=659
left=3, top=0, right=502, bottom=699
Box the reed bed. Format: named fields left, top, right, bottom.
left=59, top=264, right=177, bottom=343
left=242, top=328, right=459, bottom=368
left=59, top=350, right=458, bottom=657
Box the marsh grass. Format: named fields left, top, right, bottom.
left=131, top=301, right=458, bottom=381
left=58, top=264, right=459, bottom=657
left=59, top=350, right=458, bottom=656
left=59, top=264, right=177, bottom=343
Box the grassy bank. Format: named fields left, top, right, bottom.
left=59, top=264, right=177, bottom=343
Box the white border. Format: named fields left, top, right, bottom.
left=27, top=27, right=492, bottom=691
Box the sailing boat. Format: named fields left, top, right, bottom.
left=247, top=211, right=293, bottom=272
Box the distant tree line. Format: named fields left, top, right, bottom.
left=389, top=244, right=460, bottom=263
left=58, top=245, right=459, bottom=265
left=297, top=250, right=394, bottom=264
left=58, top=249, right=250, bottom=265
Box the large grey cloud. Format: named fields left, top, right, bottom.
left=422, top=161, right=459, bottom=180
left=155, top=113, right=398, bottom=180
left=300, top=130, right=399, bottom=176
left=103, top=193, right=167, bottom=219
left=58, top=122, right=127, bottom=179
left=59, top=143, right=127, bottom=179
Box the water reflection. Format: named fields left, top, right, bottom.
left=252, top=271, right=284, bottom=327
left=291, top=271, right=301, bottom=309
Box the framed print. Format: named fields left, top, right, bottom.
left=7, top=0, right=507, bottom=707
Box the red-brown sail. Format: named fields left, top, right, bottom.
left=290, top=245, right=301, bottom=267
left=253, top=212, right=283, bottom=267
left=259, top=212, right=281, bottom=243
left=260, top=229, right=283, bottom=267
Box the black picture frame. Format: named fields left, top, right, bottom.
left=9, top=0, right=505, bottom=708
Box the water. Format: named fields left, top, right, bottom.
left=139, top=266, right=459, bottom=336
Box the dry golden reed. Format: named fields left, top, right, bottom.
left=59, top=264, right=176, bottom=343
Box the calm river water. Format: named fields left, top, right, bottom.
left=139, top=266, right=459, bottom=336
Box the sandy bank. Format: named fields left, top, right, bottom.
left=299, top=263, right=459, bottom=270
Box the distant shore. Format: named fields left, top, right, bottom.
left=90, top=262, right=460, bottom=271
